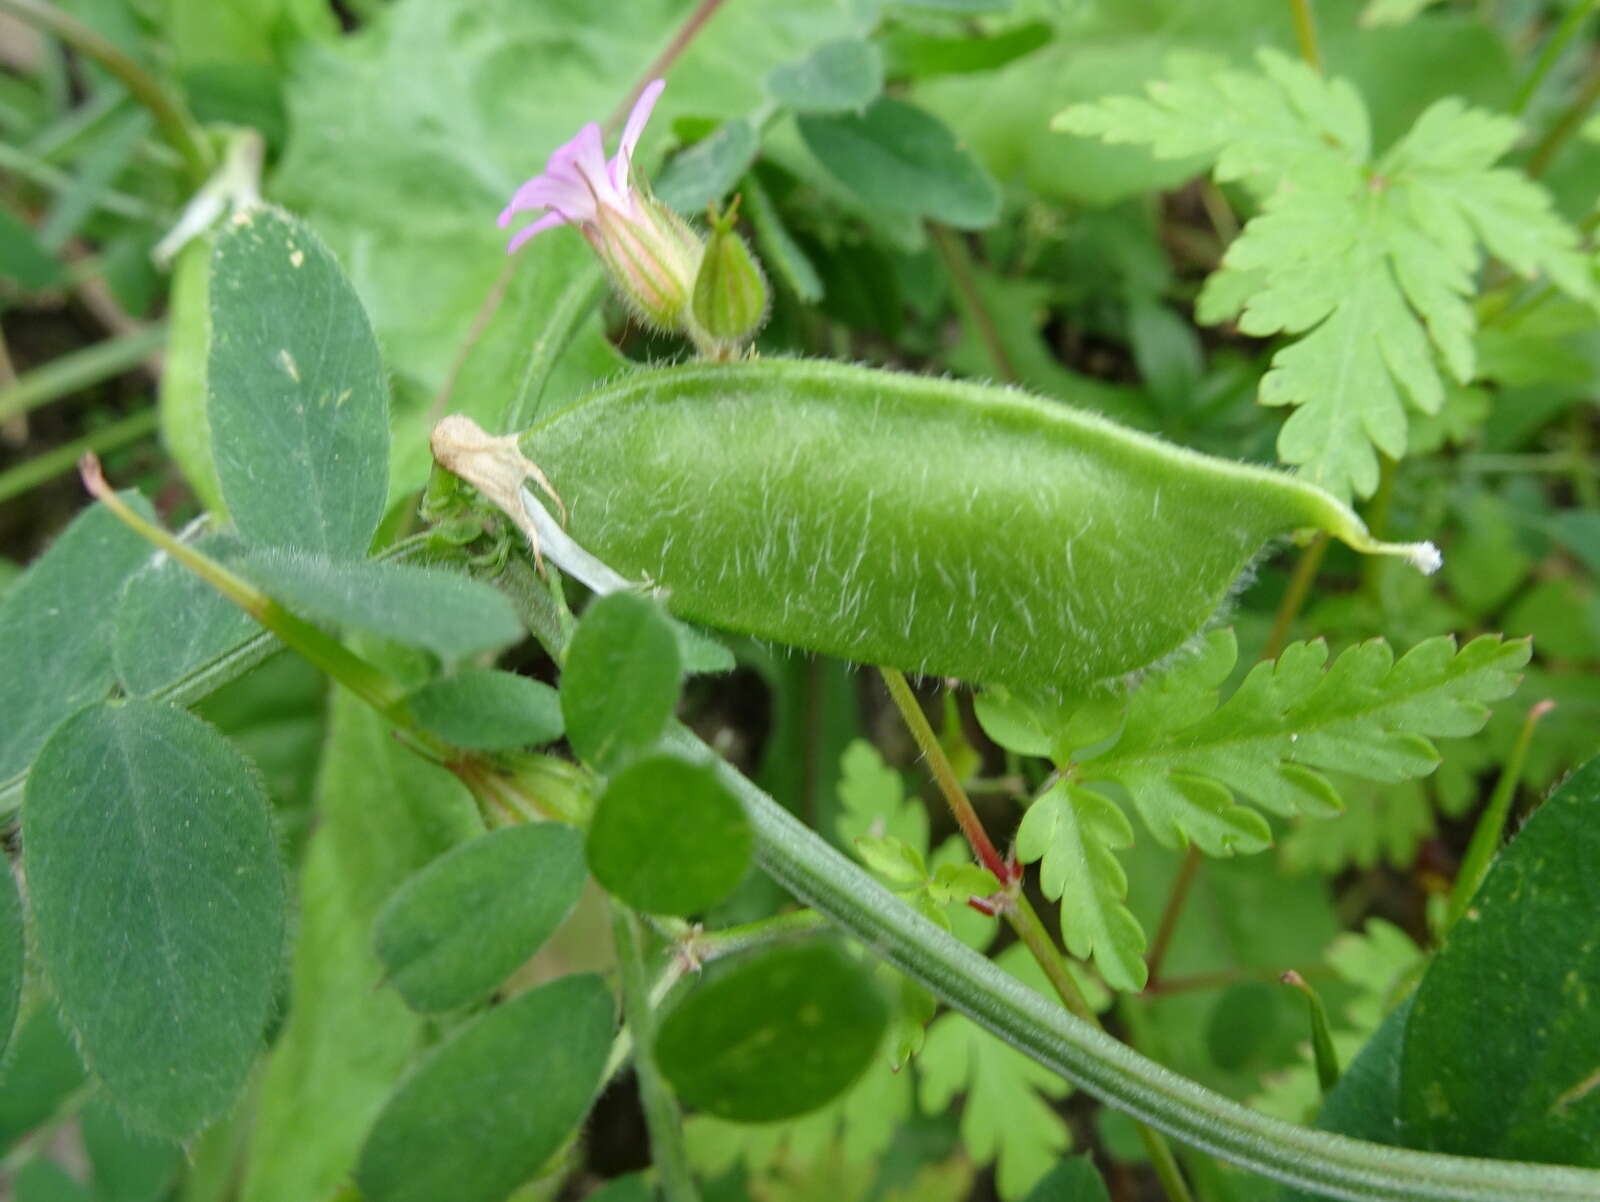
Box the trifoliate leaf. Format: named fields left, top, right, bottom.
left=918, top=945, right=1073, bottom=1200
left=1057, top=49, right=1594, bottom=498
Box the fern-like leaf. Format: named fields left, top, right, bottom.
left=918, top=946, right=1073, bottom=1199
left=1006, top=630, right=1527, bottom=989
left=1015, top=782, right=1147, bottom=991
left=1056, top=49, right=1594, bottom=498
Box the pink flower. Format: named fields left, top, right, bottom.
left=497, top=80, right=705, bottom=335
left=497, top=79, right=667, bottom=254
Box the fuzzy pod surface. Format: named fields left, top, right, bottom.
left=508, top=359, right=1434, bottom=691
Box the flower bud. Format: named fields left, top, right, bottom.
left=588, top=196, right=704, bottom=332
left=689, top=197, right=769, bottom=359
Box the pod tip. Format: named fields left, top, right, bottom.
left=1406, top=541, right=1443, bottom=576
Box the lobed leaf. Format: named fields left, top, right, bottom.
left=919, top=945, right=1074, bottom=1199
left=1059, top=49, right=1594, bottom=498
left=1083, top=629, right=1529, bottom=839
left=1015, top=782, right=1146, bottom=992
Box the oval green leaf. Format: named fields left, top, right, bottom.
left=586, top=753, right=751, bottom=917
left=797, top=97, right=1000, bottom=228
left=406, top=669, right=563, bottom=751
left=655, top=942, right=888, bottom=1121
left=1401, top=755, right=1600, bottom=1164
left=560, top=592, right=681, bottom=772
left=767, top=39, right=884, bottom=114
left=23, top=701, right=286, bottom=1137
left=355, top=973, right=613, bottom=1202
left=208, top=205, right=389, bottom=557
left=373, top=824, right=586, bottom=1013
left=234, top=546, right=523, bottom=661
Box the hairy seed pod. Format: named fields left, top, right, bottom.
left=436, top=359, right=1437, bottom=691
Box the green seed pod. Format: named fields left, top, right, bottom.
left=434, top=360, right=1437, bottom=692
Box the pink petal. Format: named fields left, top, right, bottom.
left=498, top=171, right=595, bottom=227
left=611, top=79, right=665, bottom=193
left=505, top=211, right=568, bottom=254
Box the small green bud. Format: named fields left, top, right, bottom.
left=690, top=196, right=769, bottom=359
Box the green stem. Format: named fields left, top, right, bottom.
left=1145, top=846, right=1202, bottom=988
left=611, top=905, right=700, bottom=1202
left=687, top=908, right=829, bottom=962
left=0, top=0, right=213, bottom=185
left=931, top=224, right=1019, bottom=384
left=878, top=668, right=1009, bottom=881
left=877, top=667, right=1193, bottom=1202
left=1262, top=532, right=1330, bottom=660
left=0, top=325, right=166, bottom=423
left=1512, top=0, right=1599, bottom=116
left=1526, top=55, right=1600, bottom=177
left=80, top=456, right=415, bottom=727
left=1445, top=699, right=1553, bottom=931
left=667, top=722, right=1600, bottom=1202
left=1290, top=0, right=1323, bottom=72
left=0, top=405, right=156, bottom=503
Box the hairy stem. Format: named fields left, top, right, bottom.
left=80, top=455, right=415, bottom=728
left=672, top=722, right=1600, bottom=1202
left=0, top=0, right=213, bottom=184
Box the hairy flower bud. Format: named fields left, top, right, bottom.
left=690, top=197, right=769, bottom=359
